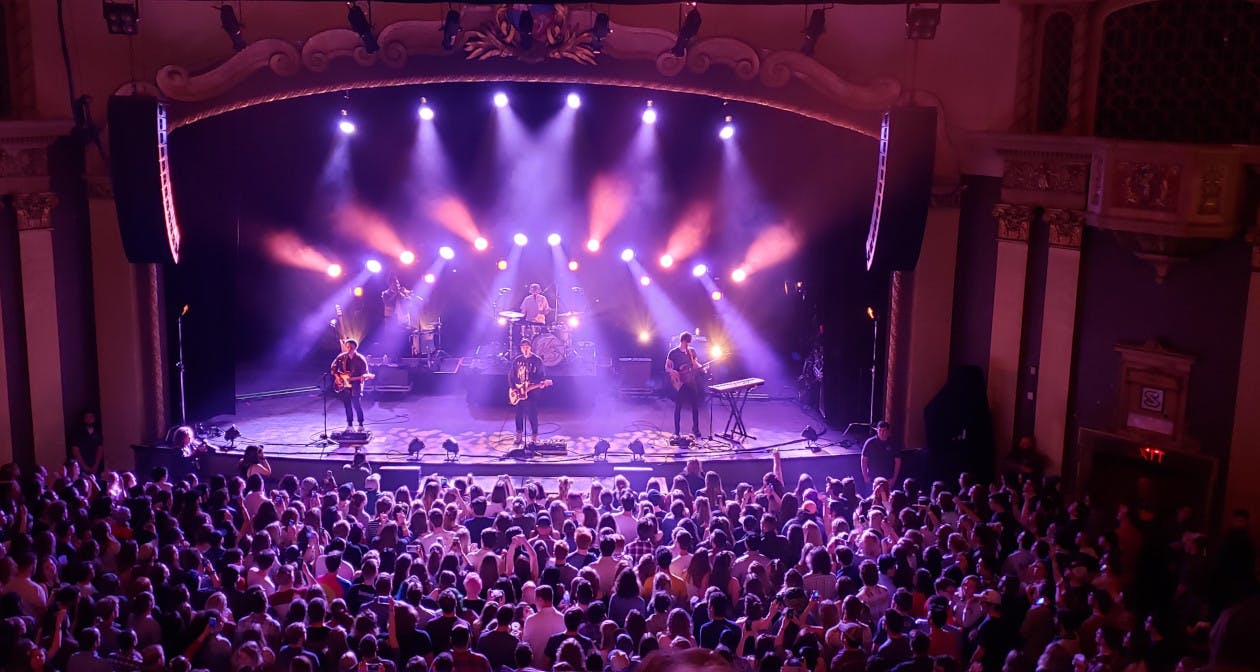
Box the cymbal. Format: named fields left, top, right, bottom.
left=498, top=311, right=524, bottom=319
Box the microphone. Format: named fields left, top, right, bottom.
left=181, top=304, right=190, bottom=316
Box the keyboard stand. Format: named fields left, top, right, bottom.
left=713, top=387, right=755, bottom=444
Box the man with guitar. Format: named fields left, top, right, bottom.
left=331, top=338, right=372, bottom=432
left=666, top=332, right=709, bottom=440
left=510, top=338, right=551, bottom=445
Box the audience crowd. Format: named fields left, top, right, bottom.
left=0, top=447, right=1256, bottom=672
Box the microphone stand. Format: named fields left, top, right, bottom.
left=176, top=307, right=188, bottom=425
left=318, top=372, right=335, bottom=457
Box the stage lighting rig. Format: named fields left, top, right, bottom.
left=443, top=438, right=460, bottom=462
left=347, top=1, right=380, bottom=54
left=628, top=439, right=646, bottom=462
left=591, top=12, right=612, bottom=52
left=518, top=9, right=534, bottom=50
left=801, top=8, right=826, bottom=56
left=671, top=6, right=702, bottom=57
left=224, top=424, right=242, bottom=447
left=593, top=439, right=611, bottom=462
left=408, top=438, right=425, bottom=461
left=905, top=2, right=942, bottom=40
left=218, top=4, right=247, bottom=51
left=802, top=425, right=827, bottom=452
left=103, top=1, right=140, bottom=36
left=441, top=8, right=462, bottom=51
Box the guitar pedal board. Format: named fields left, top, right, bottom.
left=527, top=438, right=568, bottom=455
left=333, top=429, right=373, bottom=445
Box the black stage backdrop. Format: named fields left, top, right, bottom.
left=165, top=83, right=888, bottom=424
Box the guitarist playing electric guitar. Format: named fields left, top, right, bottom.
left=666, top=331, right=711, bottom=441
left=330, top=338, right=373, bottom=432
left=509, top=338, right=551, bottom=445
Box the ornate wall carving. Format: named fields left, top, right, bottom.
left=12, top=192, right=57, bottom=230
left=1002, top=158, right=1090, bottom=195
left=1044, top=208, right=1085, bottom=249
left=993, top=203, right=1033, bottom=243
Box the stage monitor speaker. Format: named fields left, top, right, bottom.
left=865, top=106, right=937, bottom=273
left=108, top=95, right=182, bottom=265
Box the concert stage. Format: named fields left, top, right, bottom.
left=135, top=374, right=866, bottom=491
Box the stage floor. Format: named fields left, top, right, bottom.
left=209, top=383, right=855, bottom=469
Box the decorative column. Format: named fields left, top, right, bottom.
left=988, top=204, right=1033, bottom=459
left=88, top=177, right=166, bottom=466
left=901, top=204, right=962, bottom=449
left=1033, top=208, right=1085, bottom=474
left=14, top=192, right=67, bottom=467
left=1226, top=233, right=1260, bottom=520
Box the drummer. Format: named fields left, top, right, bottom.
left=521, top=283, right=551, bottom=326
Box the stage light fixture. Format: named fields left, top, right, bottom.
left=620, top=248, right=635, bottom=262
left=219, top=5, right=247, bottom=51
left=711, top=290, right=723, bottom=301
left=591, top=12, right=611, bottom=52
left=513, top=233, right=528, bottom=247
left=441, top=8, right=461, bottom=50
left=423, top=273, right=436, bottom=284
left=518, top=9, right=534, bottom=50
left=407, top=437, right=425, bottom=460
left=547, top=233, right=562, bottom=246
left=586, top=239, right=601, bottom=252
left=801, top=8, right=826, bottom=56
left=353, top=286, right=364, bottom=297
left=671, top=6, right=702, bottom=57
left=637, top=330, right=651, bottom=343
left=802, top=425, right=822, bottom=442
left=709, top=344, right=725, bottom=359
left=438, top=245, right=455, bottom=260
left=493, top=92, right=509, bottom=108
left=338, top=109, right=357, bottom=135
left=347, top=1, right=380, bottom=54
left=593, top=439, right=611, bottom=461
left=474, top=236, right=489, bottom=251
left=568, top=260, right=579, bottom=271
left=566, top=93, right=582, bottom=110
left=639, top=275, right=651, bottom=286
left=906, top=2, right=942, bottom=40
left=497, top=316, right=508, bottom=326
left=327, top=264, right=343, bottom=278
left=731, top=267, right=748, bottom=283
left=628, top=438, right=646, bottom=462
left=103, top=1, right=140, bottom=36
left=567, top=315, right=580, bottom=328
left=399, top=250, right=416, bottom=265
left=418, top=97, right=435, bottom=121
left=442, top=437, right=460, bottom=462
left=224, top=425, right=242, bottom=446
left=642, top=100, right=658, bottom=125
left=691, top=263, right=708, bottom=278
left=496, top=259, right=508, bottom=271
left=659, top=254, right=675, bottom=269
left=365, top=259, right=382, bottom=274
left=719, top=115, right=735, bottom=140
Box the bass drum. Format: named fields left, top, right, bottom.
left=532, top=333, right=566, bottom=367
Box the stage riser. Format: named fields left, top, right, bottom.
left=132, top=445, right=862, bottom=494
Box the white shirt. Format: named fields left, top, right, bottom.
left=521, top=293, right=550, bottom=324
left=522, top=605, right=566, bottom=666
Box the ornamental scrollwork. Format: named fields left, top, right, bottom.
left=464, top=5, right=596, bottom=65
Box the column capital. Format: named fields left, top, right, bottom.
left=12, top=192, right=58, bottom=231
left=993, top=203, right=1033, bottom=242
left=1044, top=208, right=1086, bottom=249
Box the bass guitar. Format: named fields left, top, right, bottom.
left=669, top=355, right=720, bottom=391
left=509, top=379, right=553, bottom=405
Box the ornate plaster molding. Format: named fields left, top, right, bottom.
left=152, top=7, right=901, bottom=134
left=12, top=192, right=58, bottom=231
left=993, top=203, right=1033, bottom=243
left=1044, top=208, right=1086, bottom=249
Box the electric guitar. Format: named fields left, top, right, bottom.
left=332, top=371, right=375, bottom=393
left=509, top=379, right=553, bottom=405
left=669, top=353, right=720, bottom=391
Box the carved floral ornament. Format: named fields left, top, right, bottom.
left=150, top=6, right=903, bottom=136
left=1043, top=208, right=1085, bottom=249
left=993, top=203, right=1033, bottom=243
left=12, top=192, right=58, bottom=231
left=1001, top=158, right=1090, bottom=195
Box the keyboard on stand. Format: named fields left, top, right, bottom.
left=707, top=378, right=765, bottom=443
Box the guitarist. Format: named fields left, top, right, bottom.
left=666, top=332, right=705, bottom=440
left=510, top=338, right=547, bottom=445
left=331, top=338, right=371, bottom=432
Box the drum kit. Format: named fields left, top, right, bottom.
left=497, top=310, right=583, bottom=367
